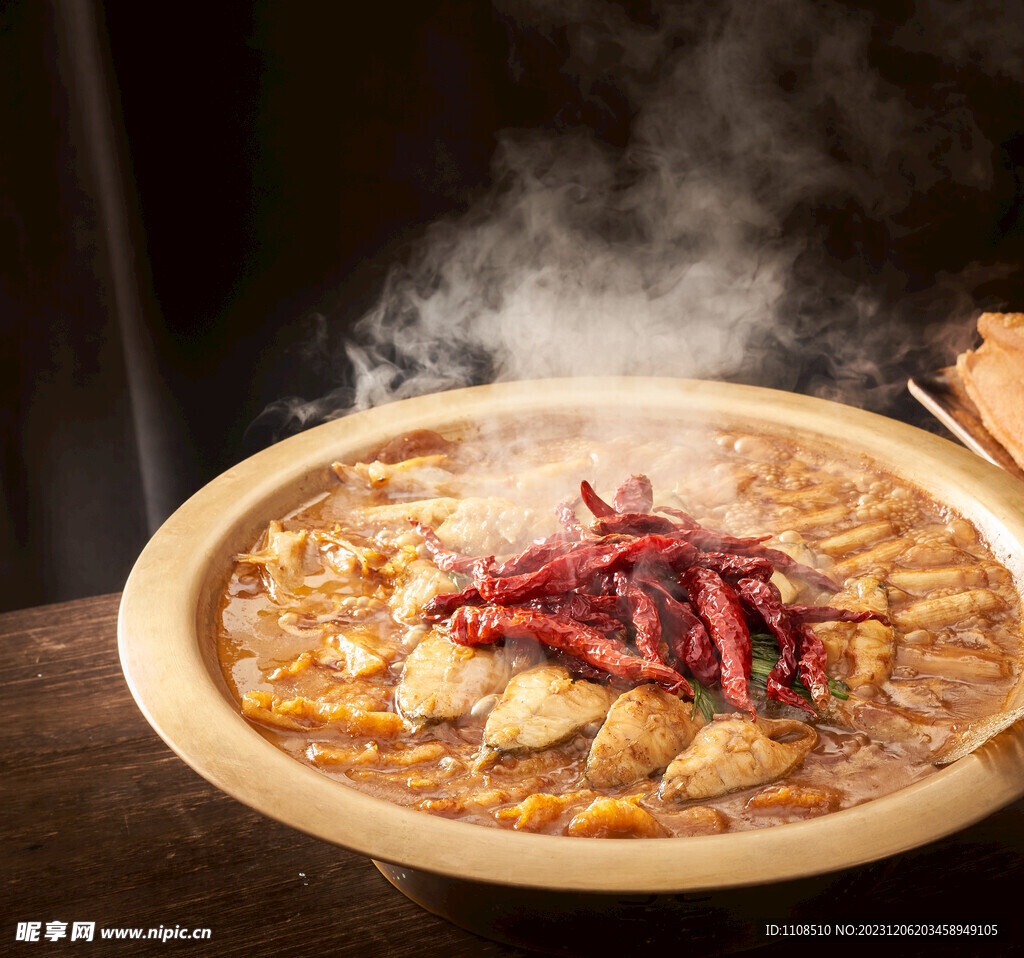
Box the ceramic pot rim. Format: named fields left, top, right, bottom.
left=118, top=377, right=1024, bottom=893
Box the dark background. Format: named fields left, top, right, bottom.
left=3, top=0, right=1023, bottom=613
left=3, top=0, right=527, bottom=610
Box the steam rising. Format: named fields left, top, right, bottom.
left=256, top=0, right=1023, bottom=437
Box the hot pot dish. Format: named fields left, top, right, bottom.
left=216, top=383, right=1023, bottom=841
left=119, top=379, right=1024, bottom=891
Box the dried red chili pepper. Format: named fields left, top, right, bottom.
left=420, top=584, right=483, bottom=621
left=734, top=577, right=815, bottom=717
left=449, top=606, right=691, bottom=694
left=474, top=540, right=624, bottom=604
left=524, top=592, right=626, bottom=633
left=681, top=566, right=755, bottom=715
left=615, top=572, right=666, bottom=664
left=693, top=551, right=774, bottom=581
left=786, top=604, right=890, bottom=626
left=490, top=538, right=577, bottom=577
left=475, top=535, right=698, bottom=605
left=666, top=596, right=720, bottom=686
left=795, top=623, right=831, bottom=710
left=675, top=528, right=774, bottom=552
left=580, top=480, right=616, bottom=517
left=547, top=648, right=609, bottom=681
left=676, top=529, right=837, bottom=593
left=613, top=474, right=654, bottom=513
left=631, top=571, right=719, bottom=685
left=583, top=569, right=619, bottom=597
left=590, top=513, right=678, bottom=537
left=419, top=472, right=850, bottom=717
left=757, top=549, right=838, bottom=594
left=413, top=523, right=583, bottom=582
left=555, top=497, right=587, bottom=539
left=411, top=522, right=495, bottom=578
left=654, top=505, right=702, bottom=530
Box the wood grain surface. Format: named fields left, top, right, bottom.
left=3, top=593, right=1022, bottom=956
left=3, top=595, right=527, bottom=957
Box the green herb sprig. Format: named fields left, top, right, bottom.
left=687, top=634, right=848, bottom=723
left=688, top=677, right=719, bottom=723
left=749, top=633, right=850, bottom=710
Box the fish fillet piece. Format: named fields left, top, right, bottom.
left=434, top=496, right=537, bottom=555
left=483, top=663, right=614, bottom=754
left=660, top=716, right=818, bottom=802
left=397, top=629, right=512, bottom=725
left=388, top=558, right=456, bottom=623
left=586, top=685, right=705, bottom=788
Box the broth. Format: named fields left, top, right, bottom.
left=217, top=417, right=1022, bottom=838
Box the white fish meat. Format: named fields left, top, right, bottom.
left=388, top=558, right=457, bottom=623
left=586, top=685, right=705, bottom=788
left=397, top=629, right=512, bottom=725
left=433, top=496, right=537, bottom=555
left=483, top=663, right=614, bottom=754
left=660, top=716, right=818, bottom=802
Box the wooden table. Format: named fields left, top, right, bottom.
left=4, top=594, right=1022, bottom=956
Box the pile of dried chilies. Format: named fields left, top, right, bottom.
left=417, top=475, right=885, bottom=718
